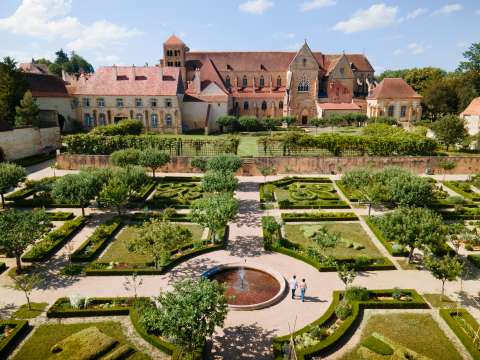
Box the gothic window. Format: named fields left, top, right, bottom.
left=259, top=75, right=265, bottom=88
left=388, top=105, right=395, bottom=117
left=151, top=113, right=158, bottom=128
left=243, top=101, right=249, bottom=110
left=303, top=58, right=307, bottom=67
left=277, top=76, right=282, bottom=87
left=242, top=75, right=248, bottom=87
left=400, top=106, right=407, bottom=118
left=261, top=101, right=267, bottom=110
left=225, top=75, right=231, bottom=88
left=279, top=101, right=283, bottom=109
left=297, top=76, right=310, bottom=92
left=165, top=114, right=173, bottom=128
left=98, top=113, right=106, bottom=126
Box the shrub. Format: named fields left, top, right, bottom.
left=206, top=154, right=243, bottom=173
left=110, top=148, right=141, bottom=167
left=238, top=116, right=261, bottom=131
left=392, top=287, right=403, bottom=300
left=91, top=119, right=143, bottom=135
left=467, top=254, right=480, bottom=269
left=362, top=335, right=394, bottom=355
left=309, top=326, right=329, bottom=340
left=60, top=264, right=84, bottom=276
left=344, top=286, right=370, bottom=302
left=335, top=303, right=352, bottom=320
left=190, top=158, right=207, bottom=172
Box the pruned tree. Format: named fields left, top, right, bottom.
left=97, top=176, right=129, bottom=215
left=139, top=148, right=170, bottom=178
left=9, top=273, right=44, bottom=310
left=51, top=172, right=98, bottom=216
left=202, top=171, right=238, bottom=193
left=432, top=115, right=467, bottom=151
left=337, top=264, right=356, bottom=290
left=425, top=255, right=464, bottom=297
left=206, top=154, right=243, bottom=173
left=110, top=148, right=141, bottom=167
left=123, top=272, right=144, bottom=299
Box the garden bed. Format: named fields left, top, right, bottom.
left=47, top=212, right=75, bottom=221
left=467, top=254, right=480, bottom=269
left=281, top=212, right=358, bottom=222
left=443, top=181, right=480, bottom=202
left=272, top=289, right=428, bottom=359
left=0, top=320, right=29, bottom=358
left=148, top=178, right=203, bottom=209
left=364, top=217, right=410, bottom=257
left=440, top=308, right=480, bottom=360
left=335, top=181, right=362, bottom=202
left=21, top=216, right=87, bottom=262
left=47, top=297, right=132, bottom=318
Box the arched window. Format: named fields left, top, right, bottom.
left=98, top=113, right=106, bottom=126
left=277, top=76, right=282, bottom=88
left=151, top=113, right=158, bottom=128
left=135, top=113, right=143, bottom=121
left=165, top=114, right=173, bottom=128
left=243, top=101, right=249, bottom=110
left=259, top=75, right=265, bottom=88
left=261, top=101, right=267, bottom=110
left=279, top=101, right=283, bottom=109
left=297, top=76, right=310, bottom=92
left=242, top=75, right=248, bottom=87
left=225, top=75, right=231, bottom=88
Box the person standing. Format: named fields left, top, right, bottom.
left=289, top=275, right=298, bottom=299
left=299, top=278, right=307, bottom=302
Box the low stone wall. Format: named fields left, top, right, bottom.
left=56, top=153, right=480, bottom=175
left=0, top=126, right=60, bottom=161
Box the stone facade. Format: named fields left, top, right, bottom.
left=0, top=126, right=60, bottom=161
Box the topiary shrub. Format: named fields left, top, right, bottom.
left=344, top=286, right=370, bottom=302
left=335, top=302, right=352, bottom=320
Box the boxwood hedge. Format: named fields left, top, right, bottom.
left=0, top=320, right=29, bottom=358
left=467, top=254, right=480, bottom=269
left=46, top=297, right=132, bottom=318
left=47, top=212, right=75, bottom=221
left=440, top=308, right=480, bottom=360
left=281, top=212, right=358, bottom=222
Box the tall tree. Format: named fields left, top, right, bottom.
left=0, top=162, right=26, bottom=208
left=458, top=42, right=480, bottom=73
left=432, top=115, right=467, bottom=151
left=140, top=278, right=228, bottom=355
left=15, top=91, right=40, bottom=128
left=0, top=57, right=27, bottom=127
left=128, top=218, right=191, bottom=269
left=51, top=172, right=99, bottom=216
left=190, top=193, right=238, bottom=243
left=0, top=209, right=50, bottom=272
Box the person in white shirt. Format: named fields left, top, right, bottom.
left=289, top=275, right=298, bottom=299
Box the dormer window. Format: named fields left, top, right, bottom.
left=297, top=76, right=310, bottom=92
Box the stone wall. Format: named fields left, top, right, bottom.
left=0, top=126, right=61, bottom=161
left=56, top=153, right=480, bottom=175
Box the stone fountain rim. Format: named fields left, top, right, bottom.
left=204, top=262, right=286, bottom=311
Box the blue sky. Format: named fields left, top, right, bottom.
left=0, top=0, right=479, bottom=74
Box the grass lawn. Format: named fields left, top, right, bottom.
left=423, top=293, right=457, bottom=309
left=284, top=223, right=383, bottom=259
left=99, top=223, right=204, bottom=264
left=12, top=321, right=150, bottom=360
left=397, top=259, right=421, bottom=270
left=340, top=313, right=463, bottom=360
left=11, top=302, right=48, bottom=319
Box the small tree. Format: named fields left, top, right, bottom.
left=337, top=264, right=356, bottom=290
left=128, top=218, right=191, bottom=269
left=123, top=272, right=143, bottom=299
left=202, top=171, right=238, bottom=193
left=206, top=154, right=243, bottom=173
left=139, top=148, right=170, bottom=178
left=51, top=172, right=98, bottom=216
left=191, top=158, right=207, bottom=172
left=190, top=193, right=238, bottom=243
left=115, top=166, right=147, bottom=197
left=15, top=90, right=40, bottom=128
left=9, top=273, right=43, bottom=310
left=238, top=116, right=259, bottom=131
left=0, top=209, right=50, bottom=272
left=0, top=162, right=26, bottom=208
left=258, top=165, right=276, bottom=182
left=110, top=148, right=141, bottom=167
left=425, top=255, right=464, bottom=297
left=97, top=177, right=129, bottom=215
left=282, top=116, right=297, bottom=127
left=310, top=118, right=326, bottom=135
left=262, top=117, right=281, bottom=134
left=432, top=115, right=467, bottom=151
left=437, top=159, right=457, bottom=180
left=311, top=226, right=340, bottom=261
left=140, top=278, right=228, bottom=356
left=216, top=115, right=237, bottom=133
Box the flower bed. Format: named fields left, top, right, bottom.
left=443, top=181, right=480, bottom=202
left=71, top=217, right=123, bottom=262
left=364, top=217, right=409, bottom=257
left=335, top=181, right=362, bottom=202
left=22, top=216, right=87, bottom=262
left=281, top=212, right=358, bottom=222
left=0, top=320, right=29, bottom=358
left=85, top=226, right=228, bottom=276
left=47, top=212, right=75, bottom=221
left=46, top=297, right=132, bottom=318
left=273, top=289, right=428, bottom=359
left=440, top=308, right=480, bottom=360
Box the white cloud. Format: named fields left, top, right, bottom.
left=333, top=4, right=398, bottom=33
left=406, top=8, right=428, bottom=20
left=407, top=42, right=426, bottom=55
left=300, top=0, right=336, bottom=12
left=433, top=3, right=463, bottom=15
left=0, top=0, right=141, bottom=51
left=239, top=0, right=274, bottom=14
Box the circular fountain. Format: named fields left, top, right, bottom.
left=203, top=262, right=286, bottom=311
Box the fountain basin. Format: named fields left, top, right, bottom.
left=202, top=262, right=286, bottom=311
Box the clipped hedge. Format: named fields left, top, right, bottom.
left=281, top=212, right=358, bottom=222
left=364, top=217, right=409, bottom=257
left=4, top=187, right=36, bottom=201
left=440, top=208, right=480, bottom=220
left=0, top=320, right=29, bottom=358
left=46, top=297, right=131, bottom=318
left=278, top=199, right=350, bottom=209
left=85, top=226, right=228, bottom=276
left=22, top=216, right=87, bottom=262
left=440, top=308, right=480, bottom=360
left=335, top=181, right=361, bottom=202
left=47, top=212, right=75, bottom=221
left=0, top=262, right=6, bottom=274
left=467, top=254, right=480, bottom=269
left=128, top=178, right=157, bottom=203
left=71, top=217, right=123, bottom=262
left=273, top=289, right=428, bottom=359
left=443, top=181, right=480, bottom=202
left=64, top=134, right=239, bottom=156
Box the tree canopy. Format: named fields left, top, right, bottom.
left=432, top=115, right=467, bottom=150
left=202, top=170, right=238, bottom=193
left=51, top=172, right=98, bottom=216
left=0, top=162, right=26, bottom=208
left=15, top=90, right=40, bottom=128
left=35, top=49, right=94, bottom=77
left=0, top=57, right=27, bottom=128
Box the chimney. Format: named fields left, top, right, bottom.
left=132, top=65, right=136, bottom=79
left=194, top=68, right=201, bottom=94
left=61, top=69, right=67, bottom=81
left=159, top=66, right=163, bottom=81
left=113, top=64, right=117, bottom=80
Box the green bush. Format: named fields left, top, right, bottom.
left=47, top=212, right=75, bottom=221
left=46, top=297, right=132, bottom=318
left=281, top=212, right=357, bottom=222
left=467, top=254, right=480, bottom=269
left=344, top=286, right=370, bottom=302
left=60, top=263, right=84, bottom=276
left=262, top=216, right=282, bottom=248
left=0, top=262, right=6, bottom=274
left=361, top=335, right=394, bottom=355
left=22, top=216, right=87, bottom=262
left=335, top=303, right=352, bottom=320
left=91, top=119, right=144, bottom=136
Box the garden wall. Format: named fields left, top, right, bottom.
left=0, top=126, right=60, bottom=161
left=56, top=153, right=480, bottom=175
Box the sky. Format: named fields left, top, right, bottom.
left=0, top=0, right=479, bottom=74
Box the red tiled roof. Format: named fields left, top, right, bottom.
left=461, top=97, right=480, bottom=116
left=185, top=55, right=228, bottom=94
left=72, top=66, right=180, bottom=96
left=367, top=78, right=421, bottom=100
left=25, top=73, right=69, bottom=97
left=165, top=35, right=185, bottom=46
left=183, top=94, right=228, bottom=102
left=318, top=102, right=360, bottom=110
left=186, top=52, right=373, bottom=73
left=19, top=62, right=50, bottom=75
